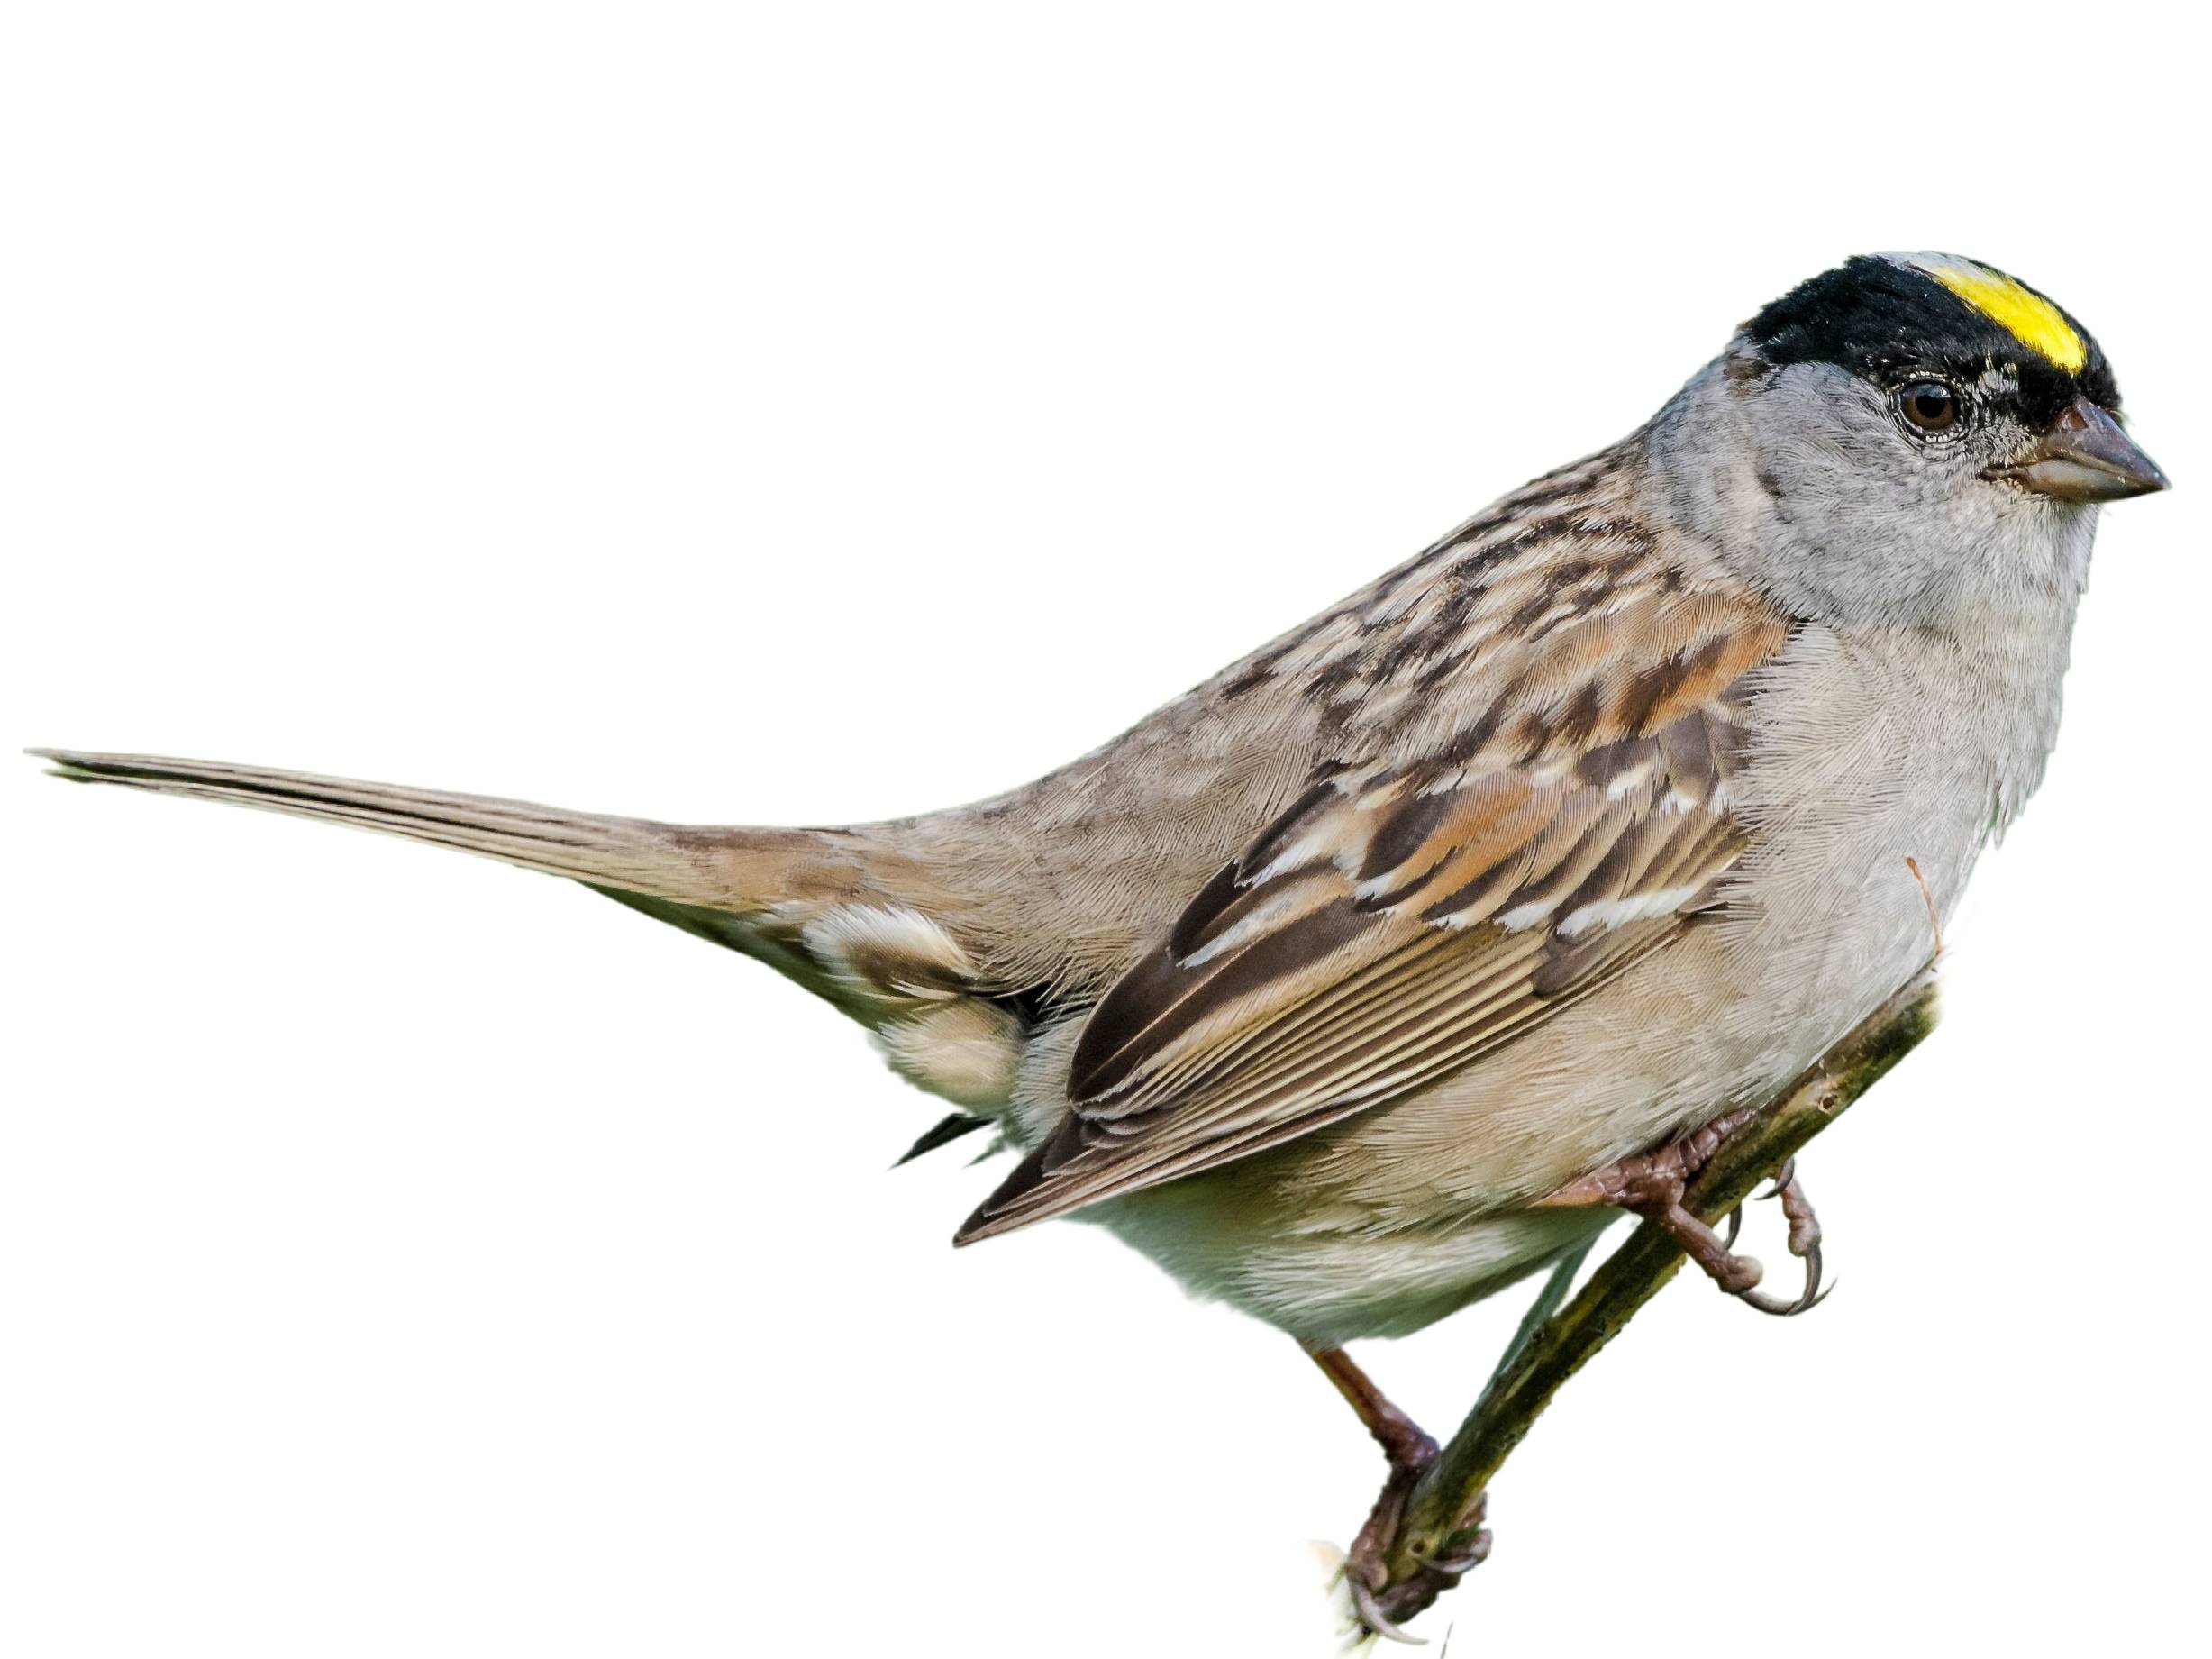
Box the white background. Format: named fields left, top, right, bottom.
left=4, top=5, right=2205, bottom=1655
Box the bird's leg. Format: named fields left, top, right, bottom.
left=1534, top=1106, right=1828, bottom=1317
left=1309, top=1345, right=1487, bottom=1643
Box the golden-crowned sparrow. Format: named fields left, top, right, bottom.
left=33, top=251, right=2169, bottom=1634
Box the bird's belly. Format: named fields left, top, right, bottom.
left=1082, top=1178, right=1622, bottom=1348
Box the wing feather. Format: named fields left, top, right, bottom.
left=956, top=572, right=1789, bottom=1243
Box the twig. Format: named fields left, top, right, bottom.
left=1378, top=968, right=1943, bottom=1594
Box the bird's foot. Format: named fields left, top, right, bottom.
left=1536, top=1111, right=1829, bottom=1317
left=1344, top=1480, right=1489, bottom=1645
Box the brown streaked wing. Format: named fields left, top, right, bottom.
left=955, top=592, right=1788, bottom=1244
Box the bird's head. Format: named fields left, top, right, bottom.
left=1653, top=251, right=2168, bottom=625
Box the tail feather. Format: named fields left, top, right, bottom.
left=34, top=747, right=1033, bottom=1116
left=29, top=747, right=837, bottom=914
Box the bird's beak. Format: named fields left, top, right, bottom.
left=1989, top=396, right=2170, bottom=503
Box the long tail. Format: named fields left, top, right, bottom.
left=33, top=747, right=1028, bottom=1120
left=29, top=747, right=860, bottom=917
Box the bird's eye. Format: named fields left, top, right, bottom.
left=1898, top=380, right=1961, bottom=434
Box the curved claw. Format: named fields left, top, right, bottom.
left=1413, top=1529, right=1492, bottom=1576
left=1347, top=1574, right=1428, bottom=1645
left=1720, top=1204, right=1743, bottom=1249
left=1736, top=1285, right=1817, bottom=1317
left=1736, top=1243, right=1829, bottom=1317
left=1755, top=1158, right=1797, bottom=1201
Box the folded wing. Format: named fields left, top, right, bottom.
left=958, top=588, right=1787, bottom=1242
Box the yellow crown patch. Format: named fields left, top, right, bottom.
left=1897, top=253, right=2088, bottom=374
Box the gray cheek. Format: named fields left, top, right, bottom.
left=1750, top=370, right=2038, bottom=624
left=1753, top=434, right=1937, bottom=617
